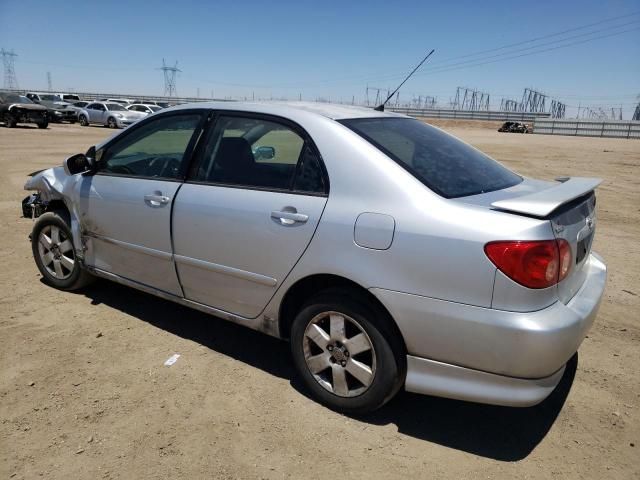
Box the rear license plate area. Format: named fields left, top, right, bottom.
left=576, top=232, right=593, bottom=264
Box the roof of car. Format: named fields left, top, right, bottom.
left=167, top=101, right=405, bottom=120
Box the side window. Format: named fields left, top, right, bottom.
left=86, top=103, right=97, bottom=110
left=195, top=115, right=305, bottom=190
left=100, top=114, right=202, bottom=179
left=294, top=146, right=326, bottom=193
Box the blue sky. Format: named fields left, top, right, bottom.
left=1, top=0, right=638, bottom=117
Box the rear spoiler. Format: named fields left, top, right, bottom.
left=492, top=177, right=602, bottom=218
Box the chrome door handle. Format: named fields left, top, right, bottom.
left=144, top=193, right=171, bottom=206
left=271, top=210, right=309, bottom=225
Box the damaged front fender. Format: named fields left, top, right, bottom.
left=23, top=166, right=86, bottom=260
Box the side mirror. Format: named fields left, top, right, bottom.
left=64, top=146, right=98, bottom=176
left=254, top=145, right=275, bottom=161
left=63, top=153, right=91, bottom=175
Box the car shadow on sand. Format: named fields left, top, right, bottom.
left=80, top=279, right=576, bottom=462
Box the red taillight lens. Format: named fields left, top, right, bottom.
left=484, top=239, right=571, bottom=289
left=558, top=239, right=572, bottom=282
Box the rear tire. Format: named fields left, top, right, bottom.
left=31, top=211, right=95, bottom=291
left=37, top=121, right=48, bottom=129
left=290, top=291, right=405, bottom=414
left=6, top=116, right=17, bottom=128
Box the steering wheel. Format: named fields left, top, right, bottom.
left=157, top=157, right=181, bottom=178
left=108, top=164, right=134, bottom=175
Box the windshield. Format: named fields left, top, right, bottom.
left=39, top=94, right=61, bottom=101
left=340, top=117, right=522, bottom=198
left=2, top=95, right=33, bottom=104
left=62, top=95, right=80, bottom=101
left=106, top=104, right=126, bottom=111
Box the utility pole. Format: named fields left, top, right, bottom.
left=47, top=71, right=52, bottom=91
left=158, top=59, right=181, bottom=97
left=1, top=48, right=19, bottom=89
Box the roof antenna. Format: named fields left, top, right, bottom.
left=374, top=49, right=435, bottom=112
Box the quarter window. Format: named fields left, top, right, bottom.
left=100, top=114, right=202, bottom=179
left=195, top=115, right=312, bottom=191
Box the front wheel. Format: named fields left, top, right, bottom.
left=290, top=292, right=405, bottom=414
left=79, top=114, right=89, bottom=126
left=107, top=117, right=117, bottom=128
left=37, top=121, right=48, bottom=129
left=6, top=116, right=17, bottom=128
left=31, top=211, right=94, bottom=291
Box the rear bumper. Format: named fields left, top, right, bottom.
left=372, top=252, right=606, bottom=381
left=405, top=356, right=565, bottom=407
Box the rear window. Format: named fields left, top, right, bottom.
left=340, top=117, right=522, bottom=198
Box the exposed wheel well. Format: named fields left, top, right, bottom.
left=278, top=274, right=406, bottom=352
left=46, top=200, right=69, bottom=216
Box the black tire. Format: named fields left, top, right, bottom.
left=290, top=291, right=405, bottom=414
left=6, top=116, right=17, bottom=128
left=31, top=211, right=95, bottom=291
left=37, top=121, right=48, bottom=129
left=79, top=115, right=89, bottom=126
left=107, top=117, right=116, bottom=129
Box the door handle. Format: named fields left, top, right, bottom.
left=271, top=210, right=308, bottom=225
left=144, top=193, right=171, bottom=206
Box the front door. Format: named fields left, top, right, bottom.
left=78, top=111, right=206, bottom=295
left=172, top=113, right=329, bottom=318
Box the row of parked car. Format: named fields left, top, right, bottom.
left=0, top=91, right=171, bottom=129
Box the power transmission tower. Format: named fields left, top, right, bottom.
left=550, top=100, right=566, bottom=118
left=500, top=98, right=519, bottom=112
left=47, top=71, right=52, bottom=91
left=520, top=88, right=547, bottom=113
left=633, top=102, right=640, bottom=121
left=453, top=87, right=490, bottom=111
left=1, top=48, right=19, bottom=89
left=158, top=59, right=181, bottom=97
left=365, top=86, right=388, bottom=106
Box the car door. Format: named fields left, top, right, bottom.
left=78, top=111, right=206, bottom=295
left=172, top=113, right=328, bottom=318
left=86, top=103, right=100, bottom=123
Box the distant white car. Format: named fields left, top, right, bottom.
left=127, top=104, right=162, bottom=116
left=78, top=102, right=146, bottom=128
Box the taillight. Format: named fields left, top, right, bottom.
left=484, top=239, right=572, bottom=289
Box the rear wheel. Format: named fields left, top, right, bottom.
left=37, top=121, right=48, bottom=129
left=6, top=116, right=17, bottom=128
left=79, top=114, right=89, bottom=126
left=31, top=211, right=94, bottom=291
left=290, top=292, right=404, bottom=414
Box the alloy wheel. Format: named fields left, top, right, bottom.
left=37, top=225, right=75, bottom=280
left=302, top=311, right=376, bottom=397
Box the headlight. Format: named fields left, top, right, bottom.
left=115, top=113, right=124, bottom=118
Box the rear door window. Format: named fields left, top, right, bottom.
left=193, top=114, right=326, bottom=194
left=340, top=117, right=522, bottom=198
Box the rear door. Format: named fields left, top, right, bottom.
left=78, top=111, right=206, bottom=295
left=172, top=113, right=328, bottom=318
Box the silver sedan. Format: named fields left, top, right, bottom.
left=78, top=101, right=146, bottom=128
left=23, top=102, right=606, bottom=413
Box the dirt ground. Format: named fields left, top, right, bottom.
left=1, top=120, right=639, bottom=479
